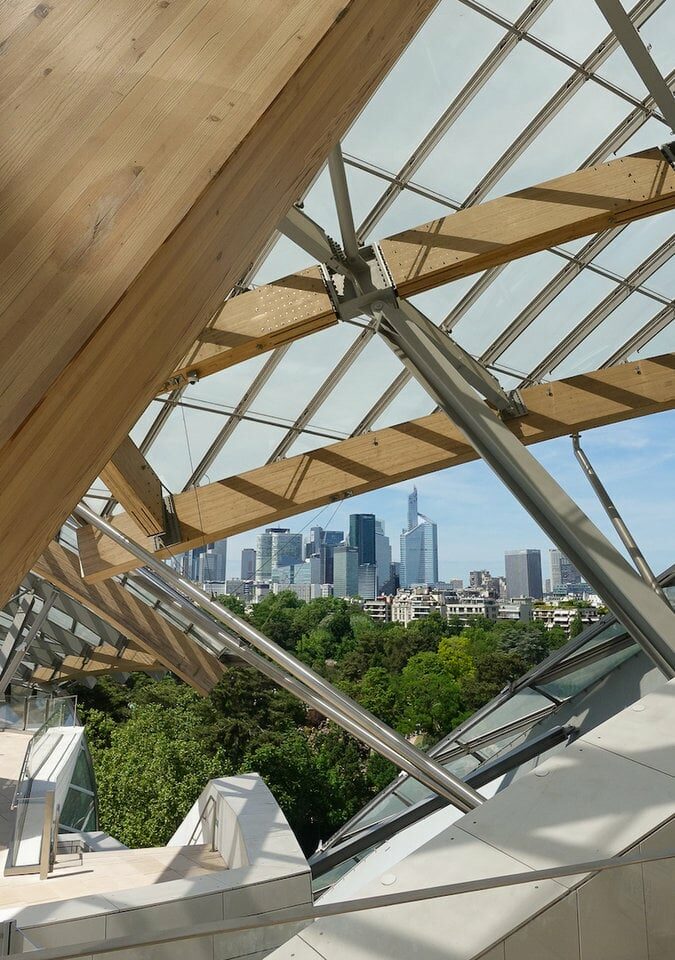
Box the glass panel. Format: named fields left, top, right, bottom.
left=416, top=42, right=571, bottom=203
left=60, top=787, right=96, bottom=832
left=538, top=645, right=640, bottom=700
left=69, top=747, right=96, bottom=792
left=458, top=688, right=553, bottom=742
left=474, top=728, right=528, bottom=762
left=351, top=792, right=409, bottom=830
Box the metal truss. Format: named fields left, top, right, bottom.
left=601, top=300, right=675, bottom=365
left=82, top=0, right=675, bottom=516
left=525, top=233, right=675, bottom=383
left=260, top=20, right=673, bottom=461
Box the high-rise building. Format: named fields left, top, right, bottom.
left=333, top=544, right=359, bottom=598
left=375, top=519, right=392, bottom=592
left=400, top=489, right=438, bottom=587
left=241, top=548, right=256, bottom=581
left=549, top=548, right=583, bottom=592
left=190, top=539, right=227, bottom=584
left=304, top=526, right=344, bottom=584
left=255, top=528, right=303, bottom=581
left=358, top=563, right=377, bottom=600
left=407, top=486, right=419, bottom=533
left=505, top=549, right=543, bottom=599
left=349, top=514, right=376, bottom=566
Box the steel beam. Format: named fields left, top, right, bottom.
left=526, top=234, right=675, bottom=383
left=74, top=503, right=484, bottom=812
left=572, top=432, right=665, bottom=597
left=0, top=589, right=56, bottom=694
left=373, top=297, right=675, bottom=677
left=594, top=0, right=675, bottom=130
left=602, top=302, right=675, bottom=366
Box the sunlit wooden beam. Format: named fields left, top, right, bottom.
left=78, top=352, right=675, bottom=581
left=32, top=542, right=222, bottom=694
left=166, top=145, right=675, bottom=389
left=0, top=0, right=436, bottom=607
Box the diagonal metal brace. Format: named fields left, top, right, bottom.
left=279, top=205, right=347, bottom=275
left=376, top=297, right=525, bottom=417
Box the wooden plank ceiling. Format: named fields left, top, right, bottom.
left=77, top=352, right=675, bottom=581
left=0, top=0, right=437, bottom=607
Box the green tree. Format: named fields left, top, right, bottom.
left=438, top=634, right=477, bottom=682
left=569, top=612, right=584, bottom=638
left=216, top=593, right=246, bottom=617
left=397, top=652, right=462, bottom=740
left=355, top=667, right=399, bottom=727
left=92, top=686, right=230, bottom=847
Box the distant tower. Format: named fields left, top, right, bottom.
left=400, top=488, right=438, bottom=587
left=505, top=549, right=543, bottom=599
left=349, top=514, right=376, bottom=566
left=241, top=548, right=256, bottom=581
left=407, top=486, right=419, bottom=532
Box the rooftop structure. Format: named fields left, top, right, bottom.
left=1, top=0, right=675, bottom=956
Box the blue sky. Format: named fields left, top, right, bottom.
left=119, top=0, right=674, bottom=588
left=222, top=408, right=675, bottom=584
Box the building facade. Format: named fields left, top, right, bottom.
left=504, top=549, right=543, bottom=599
left=333, top=544, right=359, bottom=598
left=400, top=488, right=438, bottom=587
left=549, top=548, right=583, bottom=592
left=240, top=548, right=256, bottom=581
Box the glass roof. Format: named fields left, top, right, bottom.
left=72, top=0, right=674, bottom=513
left=6, top=0, right=673, bottom=690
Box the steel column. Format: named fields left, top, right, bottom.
left=373, top=297, right=675, bottom=677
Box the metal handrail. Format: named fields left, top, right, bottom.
left=186, top=795, right=217, bottom=850
left=9, top=846, right=675, bottom=960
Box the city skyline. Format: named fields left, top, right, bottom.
left=215, top=414, right=674, bottom=587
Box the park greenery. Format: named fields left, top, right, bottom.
left=75, top=592, right=568, bottom=853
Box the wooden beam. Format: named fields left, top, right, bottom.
left=0, top=0, right=437, bottom=607
left=166, top=145, right=675, bottom=389
left=31, top=644, right=164, bottom=684
left=32, top=542, right=222, bottom=695
left=77, top=352, right=675, bottom=581
left=100, top=436, right=166, bottom=537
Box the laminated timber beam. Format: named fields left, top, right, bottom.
left=78, top=351, right=675, bottom=581
left=0, top=0, right=437, bottom=608
left=166, top=145, right=675, bottom=389
left=32, top=542, right=222, bottom=695
left=31, top=644, right=163, bottom=685
left=99, top=437, right=166, bottom=537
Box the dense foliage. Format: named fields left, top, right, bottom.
left=76, top=593, right=567, bottom=853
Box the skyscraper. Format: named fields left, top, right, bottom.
left=255, top=528, right=303, bottom=581
left=358, top=563, right=377, bottom=600
left=304, top=526, right=344, bottom=584
left=241, top=548, right=256, bottom=581
left=505, top=549, right=543, bottom=599
left=349, top=514, right=376, bottom=566
left=407, top=486, right=419, bottom=533
left=375, top=519, right=392, bottom=593
left=188, top=539, right=227, bottom=583
left=333, top=544, right=359, bottom=598
left=400, top=489, right=438, bottom=587
left=549, top=548, right=583, bottom=592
